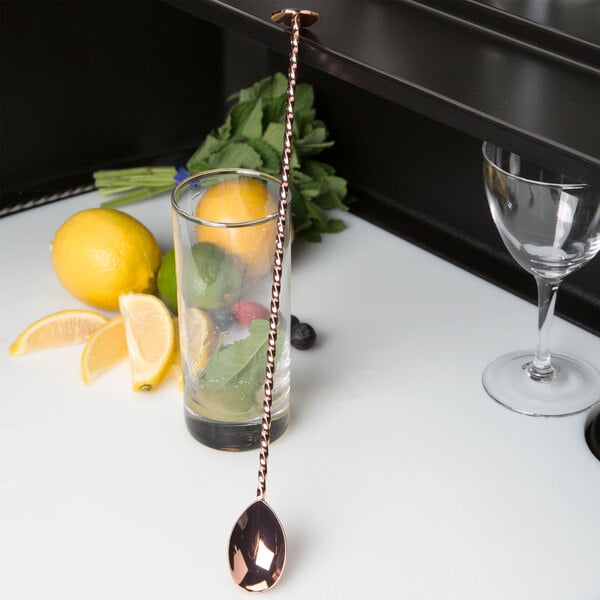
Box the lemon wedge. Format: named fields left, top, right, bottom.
left=119, top=293, right=175, bottom=392
left=9, top=310, right=108, bottom=356
left=180, top=307, right=217, bottom=376
left=168, top=317, right=184, bottom=392
left=80, top=316, right=128, bottom=385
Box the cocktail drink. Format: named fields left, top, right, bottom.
left=172, top=169, right=291, bottom=450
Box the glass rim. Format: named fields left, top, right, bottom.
left=171, top=168, right=285, bottom=228
left=482, top=141, right=590, bottom=190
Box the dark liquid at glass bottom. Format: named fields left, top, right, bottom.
left=185, top=407, right=290, bottom=451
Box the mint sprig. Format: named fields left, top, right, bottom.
left=198, top=319, right=281, bottom=413
left=95, top=73, right=352, bottom=241
left=187, top=73, right=350, bottom=241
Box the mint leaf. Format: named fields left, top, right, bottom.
left=324, top=218, right=347, bottom=233
left=186, top=158, right=211, bottom=174
left=246, top=138, right=281, bottom=174
left=210, top=142, right=263, bottom=170
left=291, top=170, right=313, bottom=184
left=314, top=176, right=348, bottom=210
left=232, top=72, right=288, bottom=103
left=216, top=117, right=232, bottom=141
left=301, top=228, right=322, bottom=242
left=187, top=134, right=226, bottom=172
left=262, top=96, right=286, bottom=130
left=262, top=122, right=285, bottom=154
left=298, top=179, right=321, bottom=198
left=303, top=159, right=336, bottom=179
left=230, top=99, right=263, bottom=139
left=305, top=200, right=328, bottom=226
left=289, top=179, right=307, bottom=230
left=198, top=320, right=281, bottom=412
left=294, top=82, right=315, bottom=117
left=295, top=126, right=334, bottom=157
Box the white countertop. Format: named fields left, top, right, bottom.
left=1, top=191, right=599, bottom=599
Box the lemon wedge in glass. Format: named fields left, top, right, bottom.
left=180, top=307, right=218, bottom=376
left=168, top=317, right=184, bottom=392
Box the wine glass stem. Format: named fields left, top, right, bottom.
left=529, top=277, right=561, bottom=382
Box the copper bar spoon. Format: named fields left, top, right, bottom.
left=227, top=8, right=321, bottom=593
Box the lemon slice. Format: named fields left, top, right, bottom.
left=80, top=316, right=128, bottom=385
left=169, top=318, right=184, bottom=392
left=9, top=310, right=108, bottom=356
left=119, top=293, right=175, bottom=392
left=181, top=308, right=217, bottom=376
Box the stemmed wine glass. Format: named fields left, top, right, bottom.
left=482, top=141, right=600, bottom=416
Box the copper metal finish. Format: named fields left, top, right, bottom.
left=271, top=8, right=321, bottom=28
left=228, top=500, right=286, bottom=592
left=256, top=9, right=303, bottom=503
left=228, top=8, right=320, bottom=593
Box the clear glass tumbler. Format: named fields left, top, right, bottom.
left=172, top=169, right=291, bottom=450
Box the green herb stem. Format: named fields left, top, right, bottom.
left=94, top=167, right=176, bottom=178
left=100, top=184, right=174, bottom=208
left=96, top=186, right=138, bottom=196
left=94, top=176, right=175, bottom=187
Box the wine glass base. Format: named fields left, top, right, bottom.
left=482, top=351, right=600, bottom=417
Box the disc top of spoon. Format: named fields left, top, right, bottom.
left=228, top=500, right=287, bottom=592
left=271, top=8, right=321, bottom=27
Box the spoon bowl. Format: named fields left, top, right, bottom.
left=229, top=500, right=287, bottom=592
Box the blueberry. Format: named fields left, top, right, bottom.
left=211, top=306, right=235, bottom=330
left=291, top=321, right=316, bottom=350
left=291, top=314, right=300, bottom=329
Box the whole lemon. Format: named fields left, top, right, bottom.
left=51, top=208, right=161, bottom=310
left=194, top=177, right=278, bottom=278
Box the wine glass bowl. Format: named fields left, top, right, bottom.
left=482, top=142, right=600, bottom=416
left=484, top=145, right=600, bottom=280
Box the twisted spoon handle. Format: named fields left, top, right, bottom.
left=256, top=9, right=320, bottom=501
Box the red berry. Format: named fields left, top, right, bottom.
left=232, top=301, right=269, bottom=325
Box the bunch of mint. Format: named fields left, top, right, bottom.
left=185, top=73, right=350, bottom=241
left=95, top=73, right=351, bottom=241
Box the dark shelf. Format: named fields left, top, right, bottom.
left=167, top=0, right=600, bottom=188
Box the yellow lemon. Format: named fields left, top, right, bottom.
left=168, top=317, right=184, bottom=392
left=10, top=310, right=108, bottom=356
left=51, top=208, right=161, bottom=310
left=80, top=316, right=128, bottom=384
left=194, top=177, right=277, bottom=278
left=119, top=293, right=175, bottom=392
left=180, top=307, right=218, bottom=376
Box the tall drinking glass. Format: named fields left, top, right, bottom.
left=482, top=142, right=600, bottom=416
left=172, top=169, right=291, bottom=449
